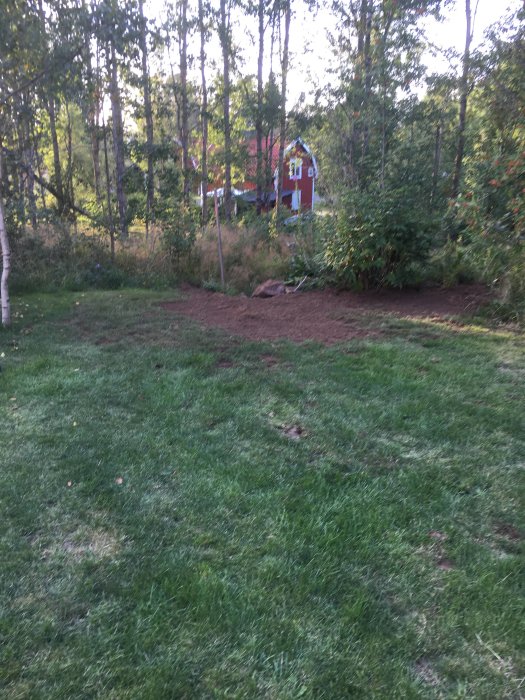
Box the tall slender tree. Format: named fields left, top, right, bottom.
left=255, top=0, right=265, bottom=214
left=198, top=0, right=209, bottom=222
left=218, top=0, right=233, bottom=220
left=0, top=148, right=11, bottom=327
left=179, top=0, right=191, bottom=205
left=451, top=0, right=475, bottom=202
left=107, top=32, right=128, bottom=239
left=138, top=0, right=155, bottom=235
left=85, top=45, right=103, bottom=204
left=275, top=0, right=291, bottom=216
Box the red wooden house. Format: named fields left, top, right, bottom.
left=240, top=136, right=319, bottom=212
left=277, top=137, right=319, bottom=211
left=199, top=136, right=319, bottom=213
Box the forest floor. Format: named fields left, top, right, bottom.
left=1, top=287, right=523, bottom=699
left=160, top=283, right=492, bottom=344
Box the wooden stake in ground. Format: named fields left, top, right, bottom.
left=214, top=189, right=225, bottom=288
left=0, top=178, right=11, bottom=327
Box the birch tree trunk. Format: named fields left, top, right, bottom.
left=0, top=151, right=11, bottom=327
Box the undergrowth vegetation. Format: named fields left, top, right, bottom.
left=9, top=214, right=525, bottom=324
left=9, top=219, right=301, bottom=296
left=0, top=290, right=523, bottom=698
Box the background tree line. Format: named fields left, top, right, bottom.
left=0, top=0, right=524, bottom=325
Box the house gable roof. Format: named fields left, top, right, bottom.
left=272, top=137, right=319, bottom=179
left=283, top=137, right=319, bottom=178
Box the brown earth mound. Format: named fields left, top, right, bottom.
left=160, top=284, right=490, bottom=345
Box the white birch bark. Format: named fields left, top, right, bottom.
left=0, top=192, right=11, bottom=327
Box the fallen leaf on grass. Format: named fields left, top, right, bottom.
left=281, top=425, right=306, bottom=440
left=429, top=530, right=447, bottom=542
left=414, top=658, right=440, bottom=687
left=115, top=477, right=124, bottom=485
left=437, top=558, right=454, bottom=571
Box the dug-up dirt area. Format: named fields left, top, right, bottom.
left=160, top=284, right=491, bottom=345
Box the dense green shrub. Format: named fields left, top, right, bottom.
left=324, top=189, right=437, bottom=289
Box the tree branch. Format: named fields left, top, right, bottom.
left=1, top=146, right=108, bottom=228
left=0, top=46, right=83, bottom=106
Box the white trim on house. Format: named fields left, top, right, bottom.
left=284, top=137, right=319, bottom=178
left=273, top=137, right=319, bottom=181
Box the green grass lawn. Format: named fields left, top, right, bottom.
left=1, top=290, right=523, bottom=699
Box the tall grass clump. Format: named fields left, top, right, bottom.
left=9, top=224, right=181, bottom=293
left=189, top=222, right=290, bottom=293
left=428, top=183, right=525, bottom=325
left=476, top=242, right=525, bottom=323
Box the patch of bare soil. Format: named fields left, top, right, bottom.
left=159, top=284, right=490, bottom=345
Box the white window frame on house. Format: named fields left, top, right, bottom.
left=289, top=157, right=303, bottom=180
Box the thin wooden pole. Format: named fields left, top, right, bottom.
left=214, top=189, right=225, bottom=288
